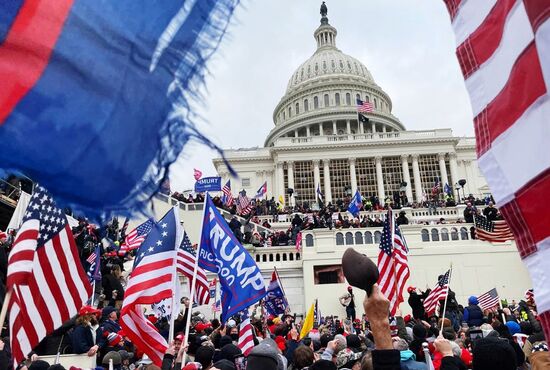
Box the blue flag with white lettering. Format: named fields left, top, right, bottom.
left=198, top=194, right=266, bottom=322
left=348, top=189, right=363, bottom=217
left=263, top=270, right=289, bottom=316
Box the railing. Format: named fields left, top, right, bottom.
left=248, top=246, right=302, bottom=268
left=0, top=178, right=21, bottom=207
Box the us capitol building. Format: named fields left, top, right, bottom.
left=156, top=5, right=531, bottom=318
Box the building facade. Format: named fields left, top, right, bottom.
left=213, top=9, right=489, bottom=207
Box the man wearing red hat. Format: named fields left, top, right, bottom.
left=72, top=306, right=102, bottom=356
left=407, top=286, right=430, bottom=320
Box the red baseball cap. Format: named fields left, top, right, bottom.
left=79, top=305, right=101, bottom=318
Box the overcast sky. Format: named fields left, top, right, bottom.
left=169, top=0, right=474, bottom=191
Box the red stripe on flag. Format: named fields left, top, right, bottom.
left=28, top=275, right=54, bottom=334
left=51, top=232, right=82, bottom=308
left=443, top=0, right=463, bottom=21
left=475, top=42, right=547, bottom=155
left=36, top=246, right=70, bottom=320
left=0, top=0, right=75, bottom=124
left=523, top=1, right=550, bottom=32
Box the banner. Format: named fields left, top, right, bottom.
left=194, top=177, right=222, bottom=193
left=198, top=194, right=266, bottom=321
left=263, top=271, right=289, bottom=316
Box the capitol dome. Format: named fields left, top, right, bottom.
left=265, top=5, right=404, bottom=147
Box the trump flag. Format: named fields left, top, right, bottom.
left=198, top=194, right=266, bottom=322
left=0, top=1, right=238, bottom=218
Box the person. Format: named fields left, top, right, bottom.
left=482, top=202, right=498, bottom=222
left=462, top=296, right=483, bottom=327
left=339, top=287, right=356, bottom=321
left=102, top=265, right=125, bottom=307
left=396, top=211, right=409, bottom=226
left=407, top=287, right=429, bottom=320
left=463, top=203, right=475, bottom=224
left=72, top=306, right=101, bottom=356
left=392, top=338, right=426, bottom=369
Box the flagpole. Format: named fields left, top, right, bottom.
left=439, top=263, right=453, bottom=336
left=169, top=204, right=182, bottom=342
left=182, top=196, right=207, bottom=360
left=497, top=290, right=507, bottom=324
left=274, top=266, right=290, bottom=311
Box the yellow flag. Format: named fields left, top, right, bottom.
left=300, top=302, right=315, bottom=339
left=278, top=195, right=284, bottom=205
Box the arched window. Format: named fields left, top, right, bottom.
left=295, top=103, right=299, bottom=115
left=296, top=253, right=301, bottom=260
left=421, top=229, right=430, bottom=242
left=374, top=231, right=382, bottom=244
left=304, top=99, right=309, bottom=112
left=288, top=106, right=292, bottom=117
left=289, top=253, right=294, bottom=261
left=269, top=254, right=274, bottom=262
left=324, top=94, right=329, bottom=107
left=305, top=234, right=314, bottom=247
left=441, top=228, right=449, bottom=241
left=276, top=254, right=280, bottom=262
left=314, top=96, right=319, bottom=109
left=336, top=232, right=344, bottom=245
left=365, top=95, right=370, bottom=103
left=283, top=111, right=285, bottom=120
left=345, top=232, right=354, bottom=245
left=460, top=227, right=469, bottom=240
left=335, top=93, right=340, bottom=106
left=346, top=93, right=351, bottom=105
left=365, top=232, right=373, bottom=244
left=255, top=255, right=260, bottom=263
left=282, top=253, right=287, bottom=261
left=355, top=232, right=363, bottom=244
left=431, top=228, right=440, bottom=241
left=262, top=254, right=267, bottom=262
left=374, top=98, right=378, bottom=109
left=356, top=93, right=361, bottom=102
left=451, top=228, right=459, bottom=240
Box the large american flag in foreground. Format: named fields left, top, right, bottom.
left=120, top=207, right=182, bottom=366
left=237, top=310, right=254, bottom=356
left=477, top=288, right=500, bottom=311
left=377, top=210, right=410, bottom=316
left=7, top=186, right=92, bottom=364
left=177, top=232, right=210, bottom=305
left=423, top=270, right=450, bottom=316
left=444, top=0, right=550, bottom=338
left=474, top=215, right=514, bottom=242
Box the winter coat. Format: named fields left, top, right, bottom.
left=399, top=350, right=427, bottom=370
left=71, top=324, right=95, bottom=354
left=462, top=297, right=483, bottom=327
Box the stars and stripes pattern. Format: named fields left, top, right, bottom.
left=86, top=245, right=102, bottom=283
left=432, top=179, right=441, bottom=195
left=477, top=288, right=500, bottom=311
left=177, top=232, right=210, bottom=305
left=423, top=270, right=451, bottom=316
left=236, top=191, right=252, bottom=216
left=356, top=98, right=374, bottom=113
left=222, top=180, right=234, bottom=207
left=237, top=310, right=254, bottom=356
left=7, top=186, right=92, bottom=365
left=443, top=0, right=550, bottom=338
left=474, top=215, right=514, bottom=242
left=255, top=181, right=267, bottom=199
left=120, top=207, right=182, bottom=366
left=121, top=219, right=154, bottom=253
left=377, top=209, right=410, bottom=316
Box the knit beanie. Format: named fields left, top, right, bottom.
left=412, top=324, right=427, bottom=339
left=472, top=337, right=517, bottom=370
left=246, top=341, right=279, bottom=370
left=505, top=321, right=521, bottom=336
left=220, top=344, right=242, bottom=361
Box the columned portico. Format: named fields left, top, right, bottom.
left=323, top=159, right=332, bottom=203
left=375, top=156, right=385, bottom=201
left=401, top=155, right=413, bottom=202
left=349, top=158, right=357, bottom=194
left=411, top=154, right=423, bottom=203
left=287, top=161, right=295, bottom=206
left=438, top=153, right=449, bottom=187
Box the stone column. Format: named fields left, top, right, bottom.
left=359, top=120, right=364, bottom=134
left=306, top=125, right=311, bottom=137
left=346, top=120, right=351, bottom=135
left=375, top=156, right=385, bottom=201
left=319, top=123, right=323, bottom=136
left=411, top=154, right=423, bottom=203
left=438, top=153, right=449, bottom=187
left=313, top=160, right=321, bottom=197
left=349, top=158, right=357, bottom=194
left=371, top=121, right=376, bottom=133
left=401, top=155, right=413, bottom=202
left=323, top=159, right=332, bottom=203
left=294, top=130, right=298, bottom=138
left=449, top=153, right=460, bottom=200
left=287, top=161, right=295, bottom=206
left=332, top=120, right=337, bottom=135
left=276, top=162, right=284, bottom=200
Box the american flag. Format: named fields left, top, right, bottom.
left=356, top=98, right=374, bottom=113
left=121, top=219, right=154, bottom=253
left=477, top=288, right=500, bottom=311
left=423, top=270, right=451, bottom=316
left=86, top=244, right=102, bottom=283
left=177, top=232, right=210, bottom=305
left=377, top=209, right=410, bottom=316
left=236, top=190, right=252, bottom=216
left=120, top=207, right=182, bottom=366
left=443, top=0, right=550, bottom=338
left=432, top=179, right=441, bottom=195
left=7, top=186, right=92, bottom=364
left=474, top=215, right=514, bottom=242
left=212, top=299, right=221, bottom=313
left=237, top=310, right=254, bottom=356
left=222, top=180, right=234, bottom=207
left=525, top=289, right=535, bottom=304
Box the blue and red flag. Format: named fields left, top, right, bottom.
left=0, top=1, right=238, bottom=218
left=255, top=181, right=267, bottom=199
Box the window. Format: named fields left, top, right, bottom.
left=451, top=228, right=459, bottom=240
left=355, top=232, right=363, bottom=244
left=293, top=161, right=315, bottom=205
left=356, top=158, right=378, bottom=199
left=314, top=96, right=319, bottom=109
left=356, top=93, right=360, bottom=102
left=242, top=178, right=251, bottom=187
left=304, top=99, right=309, bottom=112
left=324, top=94, right=329, bottom=107
left=305, top=234, right=314, bottom=247
left=421, top=229, right=430, bottom=242
left=374, top=231, right=382, bottom=243
left=460, top=227, right=469, bottom=240
left=345, top=232, right=353, bottom=245
left=283, top=111, right=286, bottom=120
left=288, top=106, right=292, bottom=117
left=418, top=155, right=441, bottom=196
left=314, top=265, right=346, bottom=284
left=335, top=93, right=340, bottom=106
left=441, top=228, right=449, bottom=241
left=381, top=157, right=405, bottom=200
left=365, top=95, right=370, bottom=103
left=276, top=254, right=280, bottom=261
left=346, top=93, right=351, bottom=105
left=295, top=103, right=299, bottom=115
left=282, top=254, right=287, bottom=261
left=365, top=231, right=373, bottom=244
left=329, top=159, right=351, bottom=201
left=431, top=228, right=440, bottom=241
left=374, top=98, right=378, bottom=109
left=336, top=232, right=344, bottom=245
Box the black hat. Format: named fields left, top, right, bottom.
left=341, top=248, right=379, bottom=295
left=220, top=344, right=242, bottom=361
left=29, top=361, right=50, bottom=370
left=195, top=346, right=215, bottom=369
left=346, top=334, right=361, bottom=350
left=309, top=360, right=336, bottom=370
left=412, top=324, right=427, bottom=339
left=472, top=337, right=517, bottom=370
left=213, top=359, right=235, bottom=370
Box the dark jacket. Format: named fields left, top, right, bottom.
left=463, top=296, right=484, bottom=327
left=372, top=349, right=402, bottom=370
left=71, top=324, right=95, bottom=354
left=440, top=356, right=467, bottom=370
